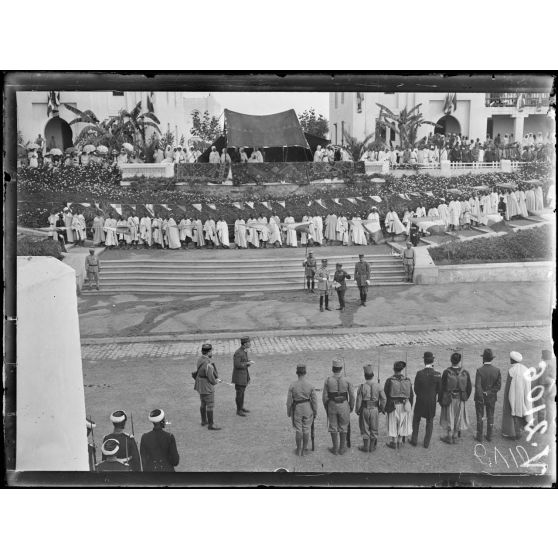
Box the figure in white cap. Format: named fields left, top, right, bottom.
left=96, top=439, right=130, bottom=472
left=502, top=351, right=533, bottom=440
left=101, top=410, right=141, bottom=471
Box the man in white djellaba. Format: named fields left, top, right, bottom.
left=384, top=208, right=406, bottom=240
left=284, top=215, right=297, bottom=247
left=336, top=214, right=349, bottom=246
left=350, top=216, right=368, bottom=246
left=312, top=214, right=324, bottom=246
left=216, top=217, right=230, bottom=248
left=234, top=218, right=247, bottom=249
left=268, top=216, right=282, bottom=247
left=365, top=207, right=383, bottom=244
left=324, top=213, right=338, bottom=245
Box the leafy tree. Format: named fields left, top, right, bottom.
left=190, top=110, right=222, bottom=143
left=342, top=131, right=376, bottom=162
left=298, top=108, right=329, bottom=139
left=376, top=103, right=437, bottom=148
left=119, top=101, right=161, bottom=146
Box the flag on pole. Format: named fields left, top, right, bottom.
left=332, top=198, right=342, bottom=205
left=277, top=201, right=286, bottom=208
left=192, top=203, right=203, bottom=212
left=47, top=91, right=61, bottom=117
left=246, top=201, right=254, bottom=209
left=452, top=93, right=457, bottom=112
left=145, top=204, right=154, bottom=216
left=232, top=202, right=243, bottom=209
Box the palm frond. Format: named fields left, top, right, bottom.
left=141, top=111, right=160, bottom=125
left=376, top=103, right=396, bottom=117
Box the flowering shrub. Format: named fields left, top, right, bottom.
left=428, top=225, right=554, bottom=264
left=17, top=237, right=64, bottom=260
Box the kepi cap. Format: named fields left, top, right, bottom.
left=296, top=364, right=306, bottom=374
left=332, top=358, right=343, bottom=369
left=240, top=336, right=250, bottom=344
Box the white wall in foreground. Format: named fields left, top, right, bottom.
left=16, top=256, right=89, bottom=470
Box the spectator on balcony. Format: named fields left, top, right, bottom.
left=209, top=146, right=220, bottom=164
left=117, top=148, right=129, bottom=167
left=253, top=147, right=264, bottom=163
left=239, top=148, right=248, bottom=163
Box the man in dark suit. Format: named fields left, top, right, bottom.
left=140, top=409, right=179, bottom=472
left=474, top=349, right=501, bottom=442
left=410, top=351, right=441, bottom=449
left=232, top=336, right=254, bottom=417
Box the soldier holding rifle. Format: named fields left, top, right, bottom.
left=102, top=410, right=141, bottom=471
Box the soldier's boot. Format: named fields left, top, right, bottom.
left=338, top=433, right=347, bottom=455
left=319, top=296, right=324, bottom=311
left=486, top=423, right=493, bottom=442
left=369, top=437, right=377, bottom=452
left=207, top=411, right=221, bottom=430
left=358, top=438, right=370, bottom=452
left=475, top=419, right=484, bottom=443
left=200, top=406, right=208, bottom=426
left=295, top=432, right=303, bottom=456
left=302, top=433, right=310, bottom=455
left=311, top=280, right=315, bottom=293
left=328, top=433, right=339, bottom=455
left=325, top=295, right=332, bottom=310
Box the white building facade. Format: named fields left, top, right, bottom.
left=329, top=91, right=554, bottom=146
left=17, top=91, right=221, bottom=150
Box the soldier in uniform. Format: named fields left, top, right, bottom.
left=232, top=336, right=254, bottom=417
left=353, top=253, right=371, bottom=306
left=84, top=248, right=101, bottom=290
left=286, top=364, right=318, bottom=456
left=410, top=352, right=441, bottom=449
left=194, top=343, right=222, bottom=430
left=102, top=410, right=141, bottom=471
left=384, top=361, right=414, bottom=449
left=402, top=241, right=415, bottom=282
left=302, top=251, right=317, bottom=292
left=474, top=349, right=501, bottom=442
left=86, top=418, right=97, bottom=472
left=316, top=258, right=332, bottom=312
left=322, top=358, right=355, bottom=455
left=439, top=353, right=472, bottom=444
left=140, top=409, right=180, bottom=472
left=355, top=364, right=386, bottom=452
left=96, top=439, right=130, bottom=472
left=332, top=262, right=351, bottom=311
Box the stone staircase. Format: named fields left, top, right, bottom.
left=88, top=252, right=408, bottom=295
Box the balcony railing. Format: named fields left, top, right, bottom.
left=485, top=93, right=551, bottom=108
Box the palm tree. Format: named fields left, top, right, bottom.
left=376, top=103, right=437, bottom=148
left=63, top=104, right=122, bottom=149
left=120, top=101, right=161, bottom=147
left=342, top=131, right=376, bottom=162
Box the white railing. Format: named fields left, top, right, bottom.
left=120, top=163, right=174, bottom=179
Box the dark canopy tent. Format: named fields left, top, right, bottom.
left=198, top=109, right=328, bottom=163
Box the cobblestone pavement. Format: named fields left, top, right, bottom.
left=82, top=325, right=550, bottom=361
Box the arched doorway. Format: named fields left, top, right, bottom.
left=44, top=117, right=73, bottom=151
left=434, top=115, right=461, bottom=136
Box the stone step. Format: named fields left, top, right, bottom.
left=81, top=281, right=411, bottom=295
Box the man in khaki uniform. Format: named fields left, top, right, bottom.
left=355, top=364, right=386, bottom=452
left=322, top=358, right=355, bottom=455
left=85, top=248, right=101, bottom=290
left=194, top=343, right=222, bottom=431
left=286, top=364, right=318, bottom=456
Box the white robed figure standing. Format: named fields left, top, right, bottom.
left=502, top=351, right=533, bottom=440
left=365, top=208, right=383, bottom=244
left=268, top=217, right=282, bottom=246
left=336, top=215, right=349, bottom=245
left=525, top=188, right=536, bottom=213
left=204, top=218, right=219, bottom=246
left=300, top=215, right=310, bottom=245
left=166, top=216, right=181, bottom=249
left=139, top=215, right=152, bottom=246
left=216, top=218, right=230, bottom=247
left=517, top=190, right=529, bottom=218
left=350, top=216, right=368, bottom=246
left=284, top=215, right=297, bottom=247
left=448, top=200, right=461, bottom=228
left=152, top=216, right=164, bottom=247
left=127, top=214, right=139, bottom=243
left=534, top=186, right=544, bottom=211
left=437, top=203, right=450, bottom=227
left=312, top=215, right=324, bottom=245
left=63, top=208, right=74, bottom=243
left=178, top=217, right=189, bottom=242
left=384, top=209, right=406, bottom=236
left=246, top=217, right=260, bottom=247
left=72, top=212, right=86, bottom=243
left=104, top=216, right=118, bottom=247
left=324, top=213, right=337, bottom=244
left=192, top=218, right=205, bottom=247
left=234, top=218, right=247, bottom=248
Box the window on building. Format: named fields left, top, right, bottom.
left=334, top=92, right=338, bottom=109
left=390, top=127, right=396, bottom=143
left=334, top=123, right=338, bottom=144
left=341, top=121, right=345, bottom=144
left=341, top=92, right=345, bottom=104
left=112, top=91, right=124, bottom=96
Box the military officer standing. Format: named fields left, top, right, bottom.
left=316, top=258, right=332, bottom=312
left=303, top=251, right=317, bottom=292
left=194, top=343, right=222, bottom=430
left=333, top=262, right=351, bottom=311
left=353, top=253, right=371, bottom=306
left=410, top=352, right=441, bottom=449
left=286, top=364, right=318, bottom=456
left=474, top=349, right=501, bottom=442
left=232, top=336, right=254, bottom=416
left=355, top=365, right=386, bottom=452
left=322, top=358, right=355, bottom=455
left=96, top=439, right=130, bottom=472
left=102, top=410, right=141, bottom=471
left=140, top=409, right=180, bottom=472
left=85, top=248, right=101, bottom=290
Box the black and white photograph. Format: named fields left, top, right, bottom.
left=5, top=72, right=556, bottom=487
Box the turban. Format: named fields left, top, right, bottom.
left=101, top=439, right=120, bottom=456
left=149, top=409, right=165, bottom=423
left=510, top=351, right=523, bottom=362
left=110, top=410, right=127, bottom=424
